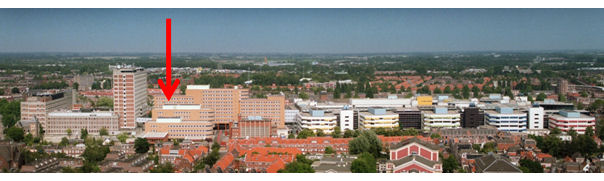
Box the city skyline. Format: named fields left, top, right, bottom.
left=2, top=9, right=604, bottom=54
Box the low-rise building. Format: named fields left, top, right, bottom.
left=548, top=110, right=596, bottom=135
left=231, top=116, right=276, bottom=138
left=350, top=98, right=411, bottom=108
left=382, top=137, right=442, bottom=173
left=311, top=155, right=355, bottom=173
left=473, top=154, right=522, bottom=173
left=46, top=111, right=119, bottom=136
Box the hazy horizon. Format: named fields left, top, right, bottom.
left=2, top=9, right=604, bottom=54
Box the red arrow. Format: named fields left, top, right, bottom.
left=158, top=18, right=180, bottom=101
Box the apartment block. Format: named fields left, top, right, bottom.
left=112, top=65, right=148, bottom=129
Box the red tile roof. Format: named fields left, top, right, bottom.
left=213, top=152, right=235, bottom=169
left=266, top=158, right=286, bottom=173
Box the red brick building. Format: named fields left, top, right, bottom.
left=383, top=137, right=442, bottom=173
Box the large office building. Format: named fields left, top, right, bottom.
left=548, top=111, right=596, bottom=135
left=359, top=108, right=399, bottom=129
left=112, top=65, right=148, bottom=129
left=154, top=85, right=286, bottom=130
left=144, top=104, right=215, bottom=140
left=21, top=90, right=73, bottom=128
left=423, top=107, right=461, bottom=131
left=45, top=111, right=119, bottom=136
left=461, top=105, right=484, bottom=128
left=297, top=110, right=337, bottom=134
left=397, top=108, right=422, bottom=130
left=485, top=107, right=527, bottom=132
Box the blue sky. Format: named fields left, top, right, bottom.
left=1, top=9, right=603, bottom=53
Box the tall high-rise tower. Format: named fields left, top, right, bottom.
left=112, top=65, right=148, bottom=129
left=558, top=79, right=568, bottom=96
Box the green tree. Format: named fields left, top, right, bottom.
left=519, top=158, right=544, bottom=173
left=80, top=129, right=88, bottom=139
left=462, top=85, right=470, bottom=99
left=536, top=93, right=547, bottom=101
left=297, top=129, right=315, bottom=139
left=430, top=133, right=441, bottom=139
left=99, top=127, right=109, bottom=136
left=11, top=87, right=19, bottom=94
left=81, top=139, right=110, bottom=173
left=5, top=127, right=25, bottom=142
left=442, top=155, right=460, bottom=173
left=559, top=94, right=567, bottom=102
left=472, top=86, right=480, bottom=98
left=316, top=129, right=326, bottom=137
left=73, top=82, right=79, bottom=90
left=350, top=152, right=377, bottom=173
left=134, top=138, right=150, bottom=154
left=401, top=128, right=419, bottom=136
left=299, top=92, right=309, bottom=99
left=95, top=97, right=114, bottom=109
left=117, top=133, right=129, bottom=143
left=585, top=126, right=595, bottom=137
left=343, top=129, right=354, bottom=138
left=324, top=146, right=336, bottom=154
left=332, top=127, right=342, bottom=138
left=66, top=128, right=72, bottom=138
left=1, top=114, right=18, bottom=128
left=23, top=133, right=34, bottom=145
left=278, top=154, right=315, bottom=173
left=150, top=163, right=175, bottom=173
left=348, top=130, right=382, bottom=158
left=59, top=137, right=70, bottom=147
left=551, top=127, right=562, bottom=135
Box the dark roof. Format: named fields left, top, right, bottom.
left=391, top=137, right=439, bottom=151
left=391, top=154, right=439, bottom=168
left=475, top=155, right=522, bottom=173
